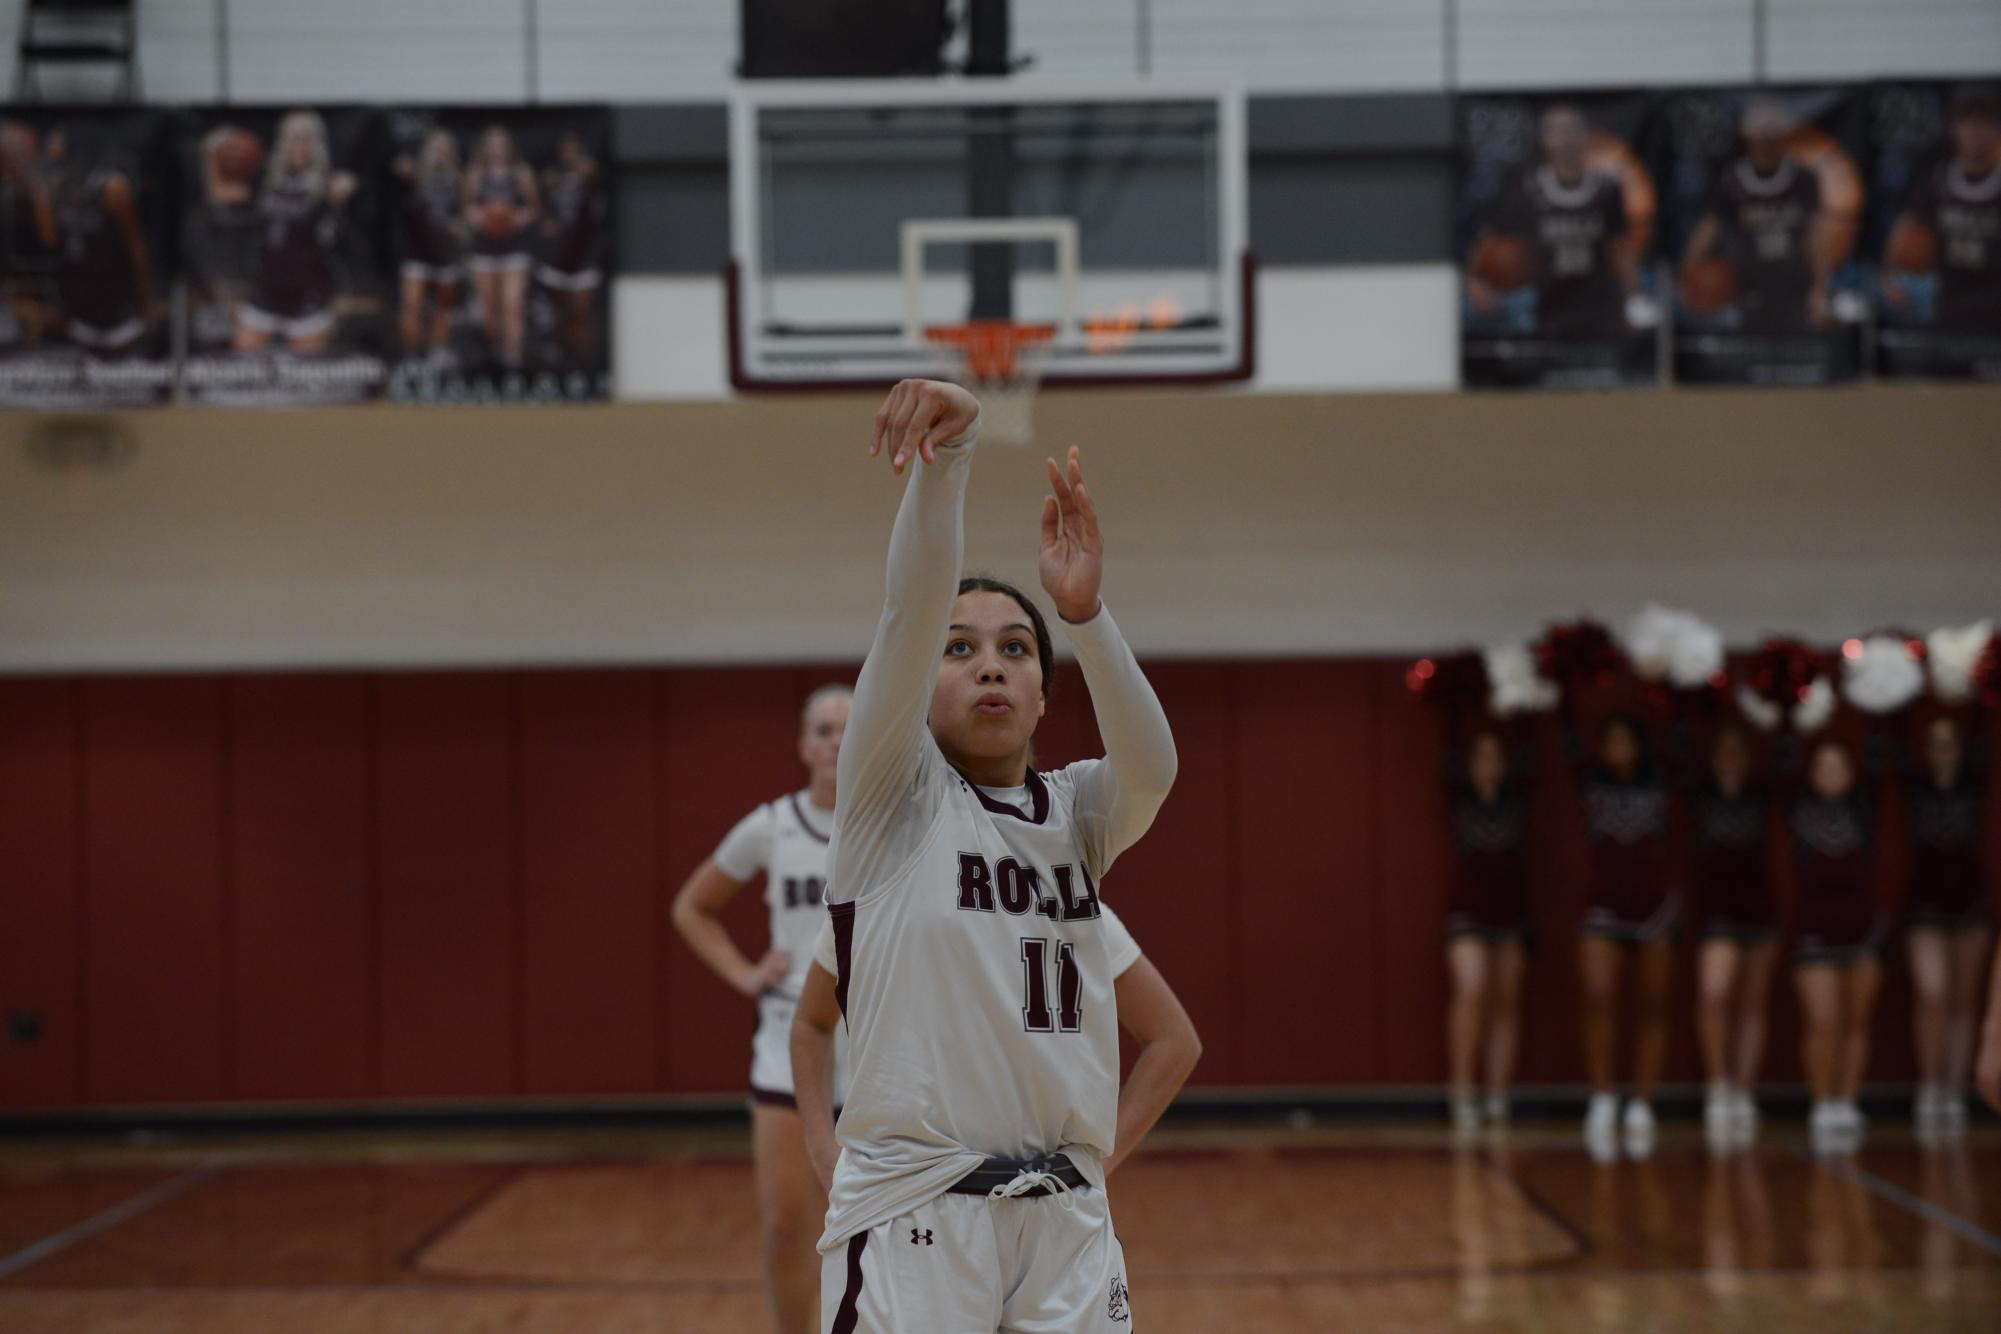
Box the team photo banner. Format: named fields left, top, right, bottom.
left=381, top=105, right=612, bottom=404
left=176, top=105, right=392, bottom=405
left=0, top=106, right=175, bottom=408
left=1457, top=92, right=1663, bottom=390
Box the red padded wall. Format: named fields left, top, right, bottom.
left=1234, top=661, right=1377, bottom=1084
left=518, top=670, right=658, bottom=1095
left=229, top=675, right=372, bottom=1100
left=79, top=679, right=228, bottom=1104
left=374, top=674, right=515, bottom=1097
left=1, top=659, right=1991, bottom=1112
left=0, top=680, right=83, bottom=1107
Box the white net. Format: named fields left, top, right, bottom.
left=928, top=323, right=1052, bottom=447
left=956, top=363, right=1047, bottom=447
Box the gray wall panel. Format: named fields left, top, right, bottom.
left=613, top=103, right=729, bottom=165
left=619, top=167, right=731, bottom=274
left=1251, top=158, right=1454, bottom=265
left=1248, top=93, right=1454, bottom=154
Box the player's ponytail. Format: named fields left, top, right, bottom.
left=958, top=575, right=1055, bottom=703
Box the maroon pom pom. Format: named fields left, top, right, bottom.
left=1533, top=619, right=1625, bottom=694
left=1744, top=637, right=1833, bottom=708
left=1973, top=635, right=2001, bottom=709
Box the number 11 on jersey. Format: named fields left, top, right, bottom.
left=1020, top=938, right=1083, bottom=1033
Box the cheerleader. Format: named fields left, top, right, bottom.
left=535, top=130, right=604, bottom=367
left=1904, top=715, right=1991, bottom=1132
left=394, top=129, right=464, bottom=361
left=1443, top=728, right=1532, bottom=1134
left=1691, top=725, right=1779, bottom=1141
left=1791, top=738, right=1886, bottom=1148
left=460, top=124, right=538, bottom=369
left=1575, top=715, right=1677, bottom=1153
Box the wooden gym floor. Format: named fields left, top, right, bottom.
left=2, top=1116, right=1998, bottom=1331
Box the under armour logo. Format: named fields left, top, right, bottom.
left=1107, top=1275, right=1130, bottom=1321
left=910, top=1228, right=934, bottom=1246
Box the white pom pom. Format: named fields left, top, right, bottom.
left=1621, top=604, right=1724, bottom=689
left=1484, top=643, right=1559, bottom=716
left=1841, top=635, right=1926, bottom=715
left=1927, top=621, right=1994, bottom=703
left=1735, top=684, right=1782, bottom=731
left=1792, top=677, right=1837, bottom=734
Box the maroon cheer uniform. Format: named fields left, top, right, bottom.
left=1905, top=773, right=1989, bottom=931
left=1446, top=785, right=1532, bottom=941
left=1579, top=769, right=1678, bottom=941
left=1694, top=782, right=1774, bottom=940
left=1791, top=793, right=1885, bottom=965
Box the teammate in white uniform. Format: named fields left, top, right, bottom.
left=808, top=379, right=1179, bottom=1332
left=671, top=683, right=853, bottom=1334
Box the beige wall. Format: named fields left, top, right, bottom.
left=2, top=383, right=1997, bottom=671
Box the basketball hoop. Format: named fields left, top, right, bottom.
left=926, top=321, right=1055, bottom=446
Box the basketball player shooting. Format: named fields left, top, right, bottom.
left=813, top=379, right=1178, bottom=1332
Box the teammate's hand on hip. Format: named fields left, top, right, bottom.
left=1040, top=446, right=1104, bottom=624
left=871, top=379, right=978, bottom=476
left=738, top=949, right=793, bottom=998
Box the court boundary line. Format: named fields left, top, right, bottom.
left=1807, top=1146, right=2001, bottom=1258
left=0, top=1163, right=219, bottom=1281
left=398, top=1164, right=526, bottom=1275
left=1492, top=1158, right=1597, bottom=1270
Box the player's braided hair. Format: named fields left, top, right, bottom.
left=958, top=575, right=1055, bottom=702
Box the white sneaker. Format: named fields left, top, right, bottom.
left=1704, top=1085, right=1735, bottom=1139
left=1483, top=1093, right=1510, bottom=1127
left=1915, top=1084, right=1942, bottom=1128
left=1451, top=1095, right=1482, bottom=1137
left=1622, top=1099, right=1657, bottom=1156
left=1810, top=1103, right=1857, bottom=1155
left=1832, top=1100, right=1867, bottom=1134
left=1941, top=1092, right=1968, bottom=1132
left=1584, top=1092, right=1620, bottom=1141
left=1730, top=1089, right=1759, bottom=1138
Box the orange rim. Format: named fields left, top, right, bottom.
left=925, top=321, right=1057, bottom=380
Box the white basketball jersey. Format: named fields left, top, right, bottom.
left=820, top=755, right=1123, bottom=1249
left=713, top=790, right=835, bottom=999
